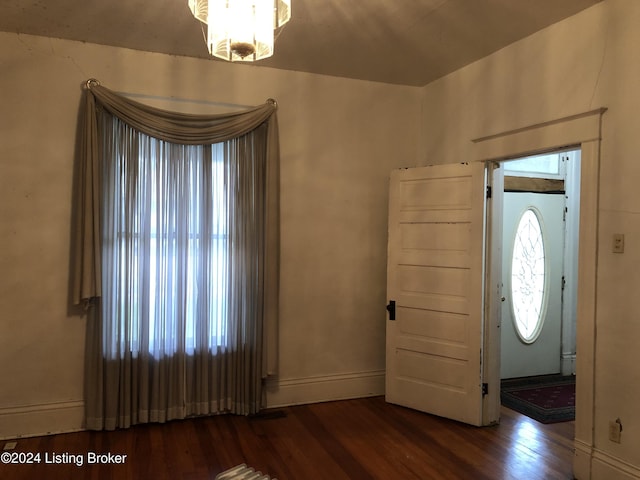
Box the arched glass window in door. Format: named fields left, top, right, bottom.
left=510, top=208, right=547, bottom=343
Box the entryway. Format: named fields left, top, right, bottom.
left=498, top=149, right=580, bottom=424
left=499, top=149, right=580, bottom=380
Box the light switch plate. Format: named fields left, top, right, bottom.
left=612, top=234, right=625, bottom=253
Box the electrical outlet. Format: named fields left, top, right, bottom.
left=3, top=441, right=17, bottom=451
left=609, top=419, right=622, bottom=443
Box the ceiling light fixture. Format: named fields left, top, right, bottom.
left=188, top=0, right=291, bottom=62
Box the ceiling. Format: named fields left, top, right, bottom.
left=0, top=0, right=602, bottom=86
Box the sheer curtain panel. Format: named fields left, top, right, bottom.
left=73, top=80, right=280, bottom=430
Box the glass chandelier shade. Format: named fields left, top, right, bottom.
left=188, top=0, right=291, bottom=62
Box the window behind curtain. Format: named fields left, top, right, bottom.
left=101, top=117, right=231, bottom=359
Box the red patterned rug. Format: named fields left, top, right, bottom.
left=501, top=375, right=575, bottom=424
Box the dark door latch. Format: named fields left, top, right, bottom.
left=386, top=300, right=396, bottom=321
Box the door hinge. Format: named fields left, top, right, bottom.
left=486, top=186, right=492, bottom=199
left=482, top=383, right=489, bottom=396
left=386, top=300, right=396, bottom=321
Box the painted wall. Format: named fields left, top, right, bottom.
left=419, top=1, right=640, bottom=478
left=0, top=32, right=421, bottom=438
left=5, top=3, right=639, bottom=478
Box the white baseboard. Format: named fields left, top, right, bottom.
left=0, top=401, right=84, bottom=440
left=574, top=439, right=594, bottom=480
left=574, top=439, right=640, bottom=480
left=591, top=448, right=640, bottom=480
left=265, top=370, right=385, bottom=408
left=561, top=353, right=576, bottom=376
left=0, top=371, right=386, bottom=439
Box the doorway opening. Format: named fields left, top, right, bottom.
left=497, top=148, right=580, bottom=423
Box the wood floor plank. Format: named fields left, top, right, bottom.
left=0, top=397, right=575, bottom=480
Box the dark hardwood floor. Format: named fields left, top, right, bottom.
left=0, top=396, right=575, bottom=480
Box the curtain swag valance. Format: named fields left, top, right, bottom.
left=83, top=79, right=278, bottom=145
left=73, top=79, right=281, bottom=307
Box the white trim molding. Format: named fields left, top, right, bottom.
left=265, top=370, right=385, bottom=408
left=471, top=108, right=606, bottom=161
left=574, top=441, right=640, bottom=480
left=561, top=353, right=577, bottom=376
left=591, top=448, right=640, bottom=480
left=0, top=400, right=84, bottom=440
left=471, top=107, right=606, bottom=480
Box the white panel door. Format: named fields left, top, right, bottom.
left=385, top=162, right=488, bottom=426
left=500, top=192, right=565, bottom=379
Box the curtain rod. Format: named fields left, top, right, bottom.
left=117, top=91, right=253, bottom=111
left=84, top=79, right=257, bottom=111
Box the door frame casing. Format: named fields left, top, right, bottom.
left=471, top=108, right=605, bottom=478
